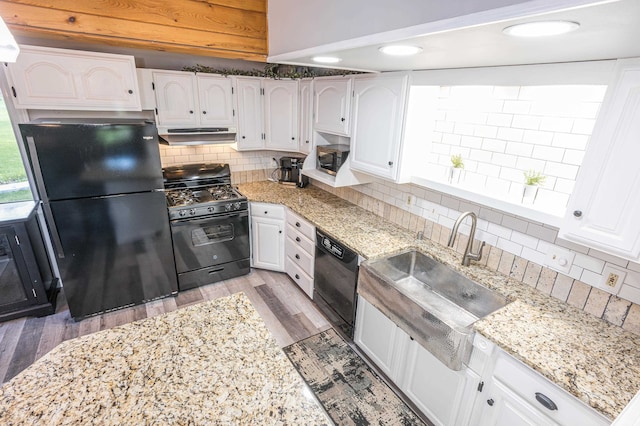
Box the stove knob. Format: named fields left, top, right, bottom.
left=234, top=202, right=242, bottom=210
left=179, top=210, right=187, bottom=217
left=225, top=203, right=232, bottom=211
left=189, top=208, right=196, bottom=216
left=208, top=206, right=214, bottom=213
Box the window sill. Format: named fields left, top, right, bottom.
left=410, top=176, right=565, bottom=228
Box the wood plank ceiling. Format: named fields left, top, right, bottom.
left=0, top=0, right=268, bottom=61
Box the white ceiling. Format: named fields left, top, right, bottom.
left=270, top=0, right=640, bottom=72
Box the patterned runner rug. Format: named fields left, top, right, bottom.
left=283, top=328, right=427, bottom=425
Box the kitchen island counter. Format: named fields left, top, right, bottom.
left=0, top=292, right=330, bottom=425
left=238, top=180, right=640, bottom=420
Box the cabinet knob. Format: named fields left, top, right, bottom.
left=305, top=140, right=309, bottom=144
left=295, top=222, right=301, bottom=227
left=291, top=137, right=295, bottom=140
left=264, top=211, right=268, bottom=214
left=202, top=111, right=207, bottom=114
left=242, top=136, right=246, bottom=139
left=388, top=161, right=394, bottom=166
left=279, top=230, right=282, bottom=234
left=535, top=393, right=558, bottom=411
left=487, top=399, right=494, bottom=406
left=341, top=117, right=345, bottom=122
left=295, top=254, right=300, bottom=260
left=295, top=274, right=300, bottom=280
left=128, top=89, right=133, bottom=94
left=189, top=110, right=194, bottom=114
left=295, top=237, right=301, bottom=242
left=573, top=210, right=583, bottom=218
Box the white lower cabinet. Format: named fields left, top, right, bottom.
left=479, top=380, right=557, bottom=426
left=284, top=209, right=315, bottom=297
left=250, top=203, right=285, bottom=272
left=354, top=296, right=472, bottom=425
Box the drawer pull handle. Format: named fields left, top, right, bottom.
left=296, top=222, right=301, bottom=227
left=295, top=254, right=300, bottom=260
left=295, top=274, right=300, bottom=279
left=295, top=237, right=301, bottom=242
left=535, top=393, right=558, bottom=411
left=487, top=399, right=494, bottom=406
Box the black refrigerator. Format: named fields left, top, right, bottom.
left=19, top=119, right=178, bottom=320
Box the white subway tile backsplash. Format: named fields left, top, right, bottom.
left=460, top=135, right=483, bottom=149
left=587, top=248, right=630, bottom=268
left=581, top=269, right=603, bottom=287
left=487, top=222, right=512, bottom=239
left=504, top=142, right=534, bottom=157
left=492, top=86, right=520, bottom=100
left=551, top=133, right=589, bottom=150
left=497, top=237, right=523, bottom=256
left=522, top=130, right=554, bottom=145
left=532, top=145, right=565, bottom=162
left=568, top=264, right=585, bottom=280
left=574, top=253, right=606, bottom=274
left=543, top=161, right=579, bottom=180
left=571, top=118, right=597, bottom=135
left=539, top=117, right=573, bottom=132
left=618, top=285, right=640, bottom=305
left=474, top=125, right=499, bottom=138
left=503, top=100, right=531, bottom=114
left=511, top=231, right=539, bottom=249
left=501, top=215, right=528, bottom=233
left=454, top=123, right=475, bottom=136
left=487, top=113, right=513, bottom=127
left=512, top=115, right=541, bottom=130
left=496, top=127, right=525, bottom=142
left=521, top=247, right=547, bottom=265
left=526, top=223, right=558, bottom=242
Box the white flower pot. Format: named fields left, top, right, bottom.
left=449, top=167, right=463, bottom=184
left=522, top=184, right=539, bottom=204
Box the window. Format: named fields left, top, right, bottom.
left=0, top=95, right=32, bottom=203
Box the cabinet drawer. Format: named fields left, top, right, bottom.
left=251, top=202, right=285, bottom=220
left=285, top=237, right=314, bottom=276
left=494, top=352, right=609, bottom=425
left=286, top=210, right=315, bottom=241
left=286, top=224, right=315, bottom=255
left=285, top=257, right=313, bottom=298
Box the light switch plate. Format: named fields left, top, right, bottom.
left=597, top=264, right=627, bottom=295
left=544, top=246, right=575, bottom=274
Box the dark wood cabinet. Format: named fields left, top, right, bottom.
left=0, top=202, right=57, bottom=322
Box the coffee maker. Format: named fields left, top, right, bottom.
left=279, top=156, right=309, bottom=188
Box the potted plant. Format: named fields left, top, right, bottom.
left=449, top=154, right=464, bottom=184
left=522, top=169, right=546, bottom=204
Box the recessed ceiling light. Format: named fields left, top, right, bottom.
left=503, top=20, right=580, bottom=37
left=312, top=56, right=342, bottom=64
left=379, top=45, right=423, bottom=56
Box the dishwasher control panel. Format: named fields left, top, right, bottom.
left=319, top=234, right=344, bottom=259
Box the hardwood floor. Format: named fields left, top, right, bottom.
left=0, top=269, right=331, bottom=384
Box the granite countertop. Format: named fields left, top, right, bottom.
left=238, top=180, right=640, bottom=420
left=0, top=292, right=330, bottom=425
left=0, top=200, right=37, bottom=225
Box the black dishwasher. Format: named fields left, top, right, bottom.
left=314, top=229, right=359, bottom=339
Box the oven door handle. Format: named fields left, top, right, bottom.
left=170, top=210, right=248, bottom=226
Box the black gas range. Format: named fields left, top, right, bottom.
left=162, top=163, right=250, bottom=291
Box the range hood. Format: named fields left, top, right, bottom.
left=158, top=127, right=237, bottom=145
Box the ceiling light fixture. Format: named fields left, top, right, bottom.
left=312, top=56, right=342, bottom=64
left=379, top=45, right=423, bottom=56
left=503, top=20, right=580, bottom=37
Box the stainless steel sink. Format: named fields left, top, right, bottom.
left=358, top=250, right=511, bottom=370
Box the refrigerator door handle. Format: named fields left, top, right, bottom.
left=25, top=135, right=49, bottom=203
left=42, top=202, right=65, bottom=259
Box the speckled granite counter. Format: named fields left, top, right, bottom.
left=238, top=181, right=640, bottom=420
left=0, top=292, right=330, bottom=425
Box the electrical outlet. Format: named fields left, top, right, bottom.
left=544, top=246, right=575, bottom=274
left=597, top=264, right=627, bottom=295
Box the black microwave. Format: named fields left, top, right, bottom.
left=317, top=144, right=350, bottom=176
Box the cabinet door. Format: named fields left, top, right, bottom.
left=235, top=77, right=264, bottom=150
left=7, top=45, right=140, bottom=111
left=0, top=226, right=38, bottom=313
left=153, top=71, right=198, bottom=127
left=264, top=79, right=299, bottom=151
left=251, top=217, right=285, bottom=271
left=350, top=74, right=408, bottom=181
left=314, top=78, right=351, bottom=135
left=560, top=59, right=640, bottom=260
left=299, top=80, right=313, bottom=154
left=354, top=296, right=409, bottom=382
left=479, top=380, right=557, bottom=426
left=197, top=75, right=236, bottom=127
left=400, top=339, right=467, bottom=426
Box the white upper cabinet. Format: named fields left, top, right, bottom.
left=350, top=73, right=409, bottom=181
left=299, top=79, right=313, bottom=154
left=313, top=77, right=352, bottom=135
left=559, top=59, right=640, bottom=261
left=235, top=77, right=264, bottom=150
left=263, top=79, right=299, bottom=151
left=197, top=75, right=235, bottom=127
left=152, top=70, right=236, bottom=131
left=6, top=45, right=140, bottom=111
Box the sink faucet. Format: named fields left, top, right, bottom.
left=447, top=212, right=486, bottom=266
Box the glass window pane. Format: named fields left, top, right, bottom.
left=0, top=95, right=32, bottom=204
